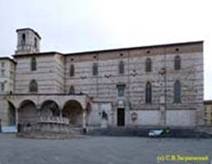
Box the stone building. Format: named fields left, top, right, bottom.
left=0, top=57, right=15, bottom=94
left=0, top=57, right=16, bottom=126
left=0, top=28, right=204, bottom=132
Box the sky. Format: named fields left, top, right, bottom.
left=0, top=0, right=211, bottom=99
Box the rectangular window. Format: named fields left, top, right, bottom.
left=1, top=83, right=5, bottom=92
left=70, top=64, right=75, bottom=77
left=1, top=62, right=5, bottom=68
left=93, top=63, right=98, bottom=76
left=119, top=61, right=124, bottom=74
left=117, top=84, right=125, bottom=97
left=1, top=69, right=5, bottom=76
left=31, top=57, right=37, bottom=71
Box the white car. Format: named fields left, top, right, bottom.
left=148, top=129, right=163, bottom=137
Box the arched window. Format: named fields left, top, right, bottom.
left=174, top=55, right=181, bottom=70
left=69, top=85, right=75, bottom=94
left=29, top=80, right=38, bottom=93
left=174, top=80, right=181, bottom=103
left=70, top=64, right=75, bottom=77
left=31, top=57, right=37, bottom=71
left=93, top=63, right=98, bottom=76
left=34, top=37, right=37, bottom=48
left=145, top=58, right=152, bottom=72
left=119, top=61, right=124, bottom=74
left=21, top=33, right=26, bottom=45
left=145, top=81, right=152, bottom=104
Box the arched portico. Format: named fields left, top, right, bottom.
left=6, top=94, right=91, bottom=131
left=6, top=94, right=89, bottom=112
left=40, top=100, right=60, bottom=117
left=62, top=100, right=84, bottom=127
left=18, top=100, right=38, bottom=124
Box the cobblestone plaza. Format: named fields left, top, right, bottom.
left=0, top=134, right=211, bottom=164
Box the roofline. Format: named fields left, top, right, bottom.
left=12, top=40, right=203, bottom=58
left=13, top=51, right=63, bottom=58
left=16, top=28, right=41, bottom=39
left=204, top=100, right=212, bottom=105
left=0, top=57, right=16, bottom=64
left=64, top=40, right=204, bottom=56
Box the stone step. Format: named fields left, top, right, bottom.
left=17, top=131, right=84, bottom=139
left=87, top=127, right=212, bottom=138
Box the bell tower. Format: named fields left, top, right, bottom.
left=15, top=28, right=41, bottom=54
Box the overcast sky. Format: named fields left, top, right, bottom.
left=0, top=0, right=211, bottom=99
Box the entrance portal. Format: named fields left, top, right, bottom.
left=117, top=108, right=125, bottom=126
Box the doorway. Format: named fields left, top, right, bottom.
left=117, top=108, right=125, bottom=126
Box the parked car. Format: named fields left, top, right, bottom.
left=148, top=127, right=171, bottom=137
left=148, top=129, right=163, bottom=137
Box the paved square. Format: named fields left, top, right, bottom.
left=0, top=134, right=211, bottom=164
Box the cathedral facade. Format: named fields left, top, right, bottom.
left=0, top=28, right=204, bottom=132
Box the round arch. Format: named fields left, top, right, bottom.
left=18, top=100, right=38, bottom=124
left=62, top=100, right=84, bottom=127
left=40, top=100, right=60, bottom=117
left=18, top=99, right=37, bottom=110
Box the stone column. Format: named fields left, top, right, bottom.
left=82, top=110, right=86, bottom=129
left=58, top=103, right=63, bottom=119
left=37, top=106, right=41, bottom=117
left=36, top=104, right=41, bottom=123
left=59, top=109, right=63, bottom=119
left=15, top=108, right=19, bottom=128
left=16, top=107, right=23, bottom=133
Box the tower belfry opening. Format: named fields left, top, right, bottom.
left=15, top=28, right=41, bottom=54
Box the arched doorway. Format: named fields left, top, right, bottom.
left=18, top=100, right=38, bottom=124
left=62, top=100, right=83, bottom=127
left=8, top=101, right=16, bottom=126
left=40, top=100, right=60, bottom=117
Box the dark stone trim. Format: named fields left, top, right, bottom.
left=12, top=40, right=203, bottom=58
left=16, top=28, right=41, bottom=39
left=0, top=57, right=16, bottom=64
left=1, top=93, right=88, bottom=96
left=204, top=100, right=212, bottom=105
left=65, top=41, right=203, bottom=56
left=13, top=52, right=63, bottom=58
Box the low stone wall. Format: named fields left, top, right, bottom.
left=196, top=126, right=212, bottom=135
left=21, top=123, right=69, bottom=133
left=39, top=116, right=69, bottom=125
left=17, top=116, right=84, bottom=138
